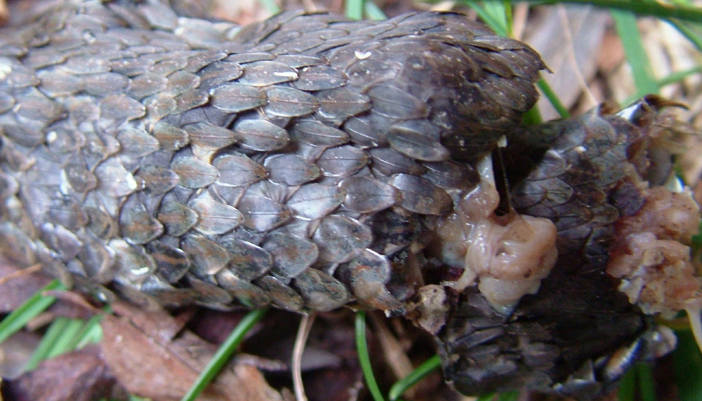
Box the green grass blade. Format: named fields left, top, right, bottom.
left=0, top=280, right=64, bottom=346
left=346, top=0, right=365, bottom=20
left=665, top=19, right=702, bottom=52
left=611, top=9, right=659, bottom=97
left=257, top=0, right=281, bottom=15
left=658, top=66, right=702, bottom=88
left=482, top=1, right=512, bottom=36
left=25, top=316, right=70, bottom=371
left=45, top=317, right=84, bottom=359
left=674, top=329, right=702, bottom=401
left=536, top=0, right=702, bottom=23
left=364, top=1, right=387, bottom=20
left=636, top=363, right=656, bottom=401
left=537, top=79, right=571, bottom=119
left=462, top=2, right=508, bottom=36
left=618, top=366, right=636, bottom=401
left=497, top=391, right=520, bottom=401
left=476, top=394, right=495, bottom=401
left=388, top=354, right=441, bottom=401
left=355, top=310, right=385, bottom=401
left=181, top=308, right=267, bottom=401
left=72, top=314, right=104, bottom=349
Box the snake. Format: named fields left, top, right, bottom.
left=1, top=1, right=701, bottom=399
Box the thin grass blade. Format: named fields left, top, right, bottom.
left=388, top=354, right=441, bottom=401
left=25, top=316, right=70, bottom=371
left=0, top=280, right=64, bottom=345
left=355, top=310, right=385, bottom=401
left=181, top=308, right=267, bottom=401
left=611, top=9, right=658, bottom=98
left=45, top=317, right=84, bottom=359
left=365, top=1, right=387, bottom=20
left=346, top=0, right=365, bottom=20
left=674, top=329, right=702, bottom=401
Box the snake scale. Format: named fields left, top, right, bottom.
left=1, top=1, right=700, bottom=399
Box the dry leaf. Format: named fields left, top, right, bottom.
left=2, top=346, right=116, bottom=401
left=100, top=301, right=282, bottom=401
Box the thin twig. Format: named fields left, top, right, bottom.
left=0, top=263, right=43, bottom=286
left=293, top=313, right=317, bottom=401
left=556, top=5, right=598, bottom=108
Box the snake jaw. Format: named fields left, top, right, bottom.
left=430, top=153, right=559, bottom=314
left=435, top=98, right=702, bottom=399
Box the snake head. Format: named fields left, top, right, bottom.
left=425, top=97, right=701, bottom=399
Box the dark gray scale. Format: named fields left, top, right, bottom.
left=214, top=270, right=271, bottom=308
left=14, top=88, right=63, bottom=126
left=369, top=147, right=427, bottom=177
left=286, top=183, right=345, bottom=220
left=337, top=248, right=403, bottom=310
left=146, top=240, right=191, bottom=284
left=231, top=116, right=290, bottom=151
left=313, top=215, right=373, bottom=263
left=186, top=274, right=234, bottom=306
left=293, top=268, right=351, bottom=312
left=1, top=124, right=44, bottom=148
left=238, top=193, right=292, bottom=232
left=119, top=193, right=164, bottom=245
left=172, top=89, right=210, bottom=114
left=345, top=57, right=402, bottom=88
left=98, top=94, right=146, bottom=126
left=170, top=151, right=219, bottom=188
left=343, top=114, right=390, bottom=147
left=339, top=175, right=400, bottom=213
left=209, top=82, right=266, bottom=113
left=422, top=160, right=480, bottom=190
left=388, top=174, right=453, bottom=215
left=151, top=121, right=189, bottom=151
left=198, top=61, right=245, bottom=89
left=37, top=69, right=83, bottom=97
left=0, top=92, right=15, bottom=113
left=187, top=191, right=243, bottom=236
left=217, top=238, right=272, bottom=281
left=386, top=123, right=450, bottom=162
left=156, top=201, right=198, bottom=237
left=40, top=223, right=83, bottom=262
left=181, top=234, right=231, bottom=276
left=291, top=65, right=348, bottom=91
left=165, top=70, right=200, bottom=96
left=314, top=88, right=371, bottom=121
left=264, top=86, right=319, bottom=118
left=289, top=119, right=349, bottom=148
left=264, top=154, right=320, bottom=186
left=315, top=145, right=368, bottom=178
left=136, top=164, right=179, bottom=195
left=263, top=231, right=319, bottom=279
left=214, top=153, right=269, bottom=187
left=254, top=275, right=305, bottom=312
left=237, top=61, right=299, bottom=86
left=108, top=239, right=157, bottom=285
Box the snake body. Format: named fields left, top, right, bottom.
left=0, top=1, right=699, bottom=399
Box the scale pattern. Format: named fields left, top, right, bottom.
left=0, top=2, right=543, bottom=311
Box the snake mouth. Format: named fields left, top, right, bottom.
left=428, top=153, right=559, bottom=315
left=422, top=97, right=702, bottom=398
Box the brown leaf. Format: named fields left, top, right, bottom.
left=2, top=346, right=116, bottom=401
left=0, top=260, right=51, bottom=314
left=100, top=301, right=282, bottom=401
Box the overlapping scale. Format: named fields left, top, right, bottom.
left=0, top=5, right=547, bottom=321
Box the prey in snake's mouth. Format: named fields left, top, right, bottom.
left=0, top=1, right=700, bottom=399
